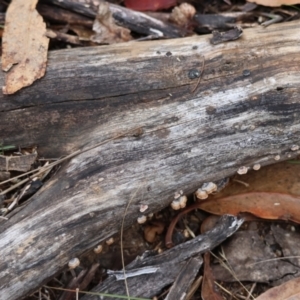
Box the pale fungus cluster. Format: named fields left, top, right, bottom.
left=274, top=155, right=280, bottom=161
left=253, top=163, right=261, bottom=171
left=106, top=237, right=114, bottom=245
left=291, top=145, right=299, bottom=151
left=237, top=166, right=249, bottom=175
left=171, top=195, right=188, bottom=210
left=93, top=244, right=103, bottom=254
left=137, top=215, right=147, bottom=224
left=68, top=257, right=80, bottom=269
left=68, top=258, right=80, bottom=277
left=195, top=182, right=217, bottom=200
left=139, top=204, right=148, bottom=213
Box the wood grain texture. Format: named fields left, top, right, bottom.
left=164, top=257, right=202, bottom=300
left=0, top=20, right=300, bottom=299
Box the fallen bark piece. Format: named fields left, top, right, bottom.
left=0, top=172, right=10, bottom=182
left=270, top=225, right=300, bottom=285
left=81, top=215, right=243, bottom=300
left=211, top=230, right=299, bottom=283
left=0, top=153, right=37, bottom=172
left=2, top=0, right=49, bottom=94
left=165, top=257, right=202, bottom=300
left=37, top=3, right=94, bottom=27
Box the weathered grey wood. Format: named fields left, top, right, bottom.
left=0, top=153, right=37, bottom=172
left=164, top=257, right=202, bottom=300
left=0, top=20, right=300, bottom=300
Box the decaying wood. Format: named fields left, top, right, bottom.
left=37, top=3, right=94, bottom=27
left=0, top=153, right=37, bottom=172
left=0, top=20, right=300, bottom=299
left=82, top=215, right=241, bottom=300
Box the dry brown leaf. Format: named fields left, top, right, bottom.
left=91, top=1, right=132, bottom=44
left=198, top=192, right=300, bottom=223
left=2, top=0, right=49, bottom=94
left=256, top=277, right=300, bottom=300
left=212, top=162, right=300, bottom=198
left=247, top=0, right=300, bottom=7
left=202, top=252, right=223, bottom=300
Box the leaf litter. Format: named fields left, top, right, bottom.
left=2, top=0, right=49, bottom=94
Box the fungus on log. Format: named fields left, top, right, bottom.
left=0, top=20, right=300, bottom=299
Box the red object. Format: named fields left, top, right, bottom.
left=124, top=0, right=177, bottom=11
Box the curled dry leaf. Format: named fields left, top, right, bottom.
left=256, top=276, right=300, bottom=300
left=198, top=192, right=300, bottom=223
left=91, top=1, right=132, bottom=44
left=2, top=0, right=49, bottom=94
left=144, top=221, right=165, bottom=243
left=247, top=0, right=300, bottom=7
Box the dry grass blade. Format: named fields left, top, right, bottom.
left=211, top=249, right=255, bottom=300
left=246, top=255, right=300, bottom=266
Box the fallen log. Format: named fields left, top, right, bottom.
left=0, top=20, right=300, bottom=299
